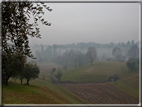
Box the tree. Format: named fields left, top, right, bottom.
left=86, top=47, right=97, bottom=64
left=55, top=69, right=62, bottom=81
left=127, top=45, right=139, bottom=59
left=109, top=74, right=120, bottom=84
left=12, top=55, right=27, bottom=84
left=23, top=62, right=40, bottom=84
left=127, top=41, right=130, bottom=46
left=126, top=58, right=136, bottom=71
left=2, top=1, right=52, bottom=85
left=113, top=74, right=119, bottom=84
left=2, top=54, right=26, bottom=85
left=112, top=47, right=122, bottom=61
left=52, top=68, right=56, bottom=74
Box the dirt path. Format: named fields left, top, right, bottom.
left=59, top=83, right=139, bottom=104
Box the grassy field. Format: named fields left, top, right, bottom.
left=60, top=61, right=138, bottom=82
left=60, top=61, right=139, bottom=100
left=3, top=61, right=139, bottom=104
left=3, top=79, right=86, bottom=104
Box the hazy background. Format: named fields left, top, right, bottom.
left=29, top=3, right=140, bottom=46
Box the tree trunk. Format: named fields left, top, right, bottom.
left=20, top=78, right=23, bottom=84
left=26, top=78, right=30, bottom=85
left=5, top=78, right=8, bottom=86
left=5, top=75, right=10, bottom=86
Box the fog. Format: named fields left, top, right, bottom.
left=26, top=40, right=139, bottom=68
left=27, top=3, right=140, bottom=66
left=29, top=3, right=139, bottom=46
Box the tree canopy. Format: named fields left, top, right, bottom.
left=23, top=62, right=40, bottom=84
left=2, top=1, right=52, bottom=85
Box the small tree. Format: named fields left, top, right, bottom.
left=23, top=62, right=40, bottom=84
left=55, top=69, right=62, bottom=81
left=52, top=68, right=56, bottom=74
left=109, top=74, right=120, bottom=84
left=3, top=54, right=26, bottom=85
left=113, top=74, right=119, bottom=84
left=126, top=58, right=136, bottom=71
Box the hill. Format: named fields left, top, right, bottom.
left=59, top=61, right=139, bottom=100
left=3, top=79, right=86, bottom=104
left=3, top=61, right=139, bottom=104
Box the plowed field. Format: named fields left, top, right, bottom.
left=59, top=83, right=139, bottom=104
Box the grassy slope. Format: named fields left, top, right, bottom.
left=60, top=61, right=139, bottom=100
left=3, top=62, right=85, bottom=104
left=3, top=79, right=86, bottom=104
left=30, top=79, right=86, bottom=104
left=3, top=61, right=139, bottom=104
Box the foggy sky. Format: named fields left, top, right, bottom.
left=29, top=3, right=140, bottom=46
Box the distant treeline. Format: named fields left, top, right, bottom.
left=31, top=40, right=139, bottom=67
left=33, top=40, right=137, bottom=49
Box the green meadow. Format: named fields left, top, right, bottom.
left=60, top=61, right=139, bottom=100
left=2, top=61, right=139, bottom=104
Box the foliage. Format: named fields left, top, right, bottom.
left=55, top=69, right=62, bottom=81
left=2, top=54, right=26, bottom=85
left=52, top=68, right=56, bottom=74
left=86, top=47, right=97, bottom=64
left=23, top=62, right=40, bottom=84
left=2, top=1, right=52, bottom=85
left=126, top=58, right=137, bottom=71
left=113, top=74, right=120, bottom=84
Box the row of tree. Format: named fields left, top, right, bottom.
left=34, top=40, right=137, bottom=50
left=34, top=40, right=139, bottom=64
left=2, top=53, right=40, bottom=85
left=34, top=44, right=139, bottom=68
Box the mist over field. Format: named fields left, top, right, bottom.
left=28, top=41, right=139, bottom=65
left=2, top=2, right=140, bottom=105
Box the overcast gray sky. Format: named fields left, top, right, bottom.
left=29, top=3, right=140, bottom=46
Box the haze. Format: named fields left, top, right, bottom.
left=29, top=3, right=140, bottom=46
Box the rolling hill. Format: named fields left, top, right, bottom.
left=3, top=61, right=139, bottom=104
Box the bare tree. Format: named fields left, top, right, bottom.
left=112, top=47, right=122, bottom=61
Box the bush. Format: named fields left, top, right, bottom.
left=55, top=69, right=62, bottom=81
left=126, top=58, right=136, bottom=71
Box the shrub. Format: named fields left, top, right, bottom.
left=126, top=58, right=136, bottom=71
